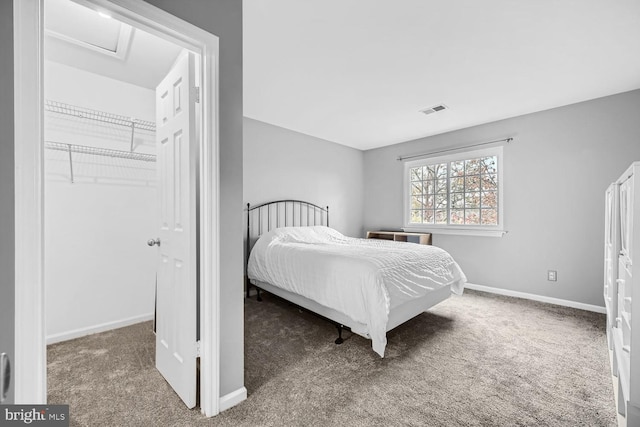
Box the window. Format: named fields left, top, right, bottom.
left=403, top=147, right=504, bottom=236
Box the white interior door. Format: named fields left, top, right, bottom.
left=154, top=50, right=198, bottom=408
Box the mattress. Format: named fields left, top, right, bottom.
left=247, top=226, right=467, bottom=356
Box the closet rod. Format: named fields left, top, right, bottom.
left=396, top=137, right=513, bottom=161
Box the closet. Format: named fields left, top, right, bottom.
left=606, top=161, right=640, bottom=424
left=44, top=60, right=159, bottom=343
left=43, top=0, right=186, bottom=343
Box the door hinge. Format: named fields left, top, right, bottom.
left=193, top=86, right=200, bottom=104
left=195, top=340, right=201, bottom=357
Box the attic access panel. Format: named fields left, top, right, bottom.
left=45, top=0, right=132, bottom=59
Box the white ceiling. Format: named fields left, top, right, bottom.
left=44, top=0, right=182, bottom=90
left=243, top=0, right=640, bottom=150
left=44, top=0, right=640, bottom=150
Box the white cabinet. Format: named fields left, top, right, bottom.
left=605, top=183, right=620, bottom=351
left=608, top=162, right=640, bottom=424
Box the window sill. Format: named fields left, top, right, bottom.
left=402, top=226, right=507, bottom=237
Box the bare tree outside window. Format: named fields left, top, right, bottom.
left=409, top=155, right=499, bottom=226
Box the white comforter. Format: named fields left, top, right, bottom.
left=247, top=226, right=466, bottom=357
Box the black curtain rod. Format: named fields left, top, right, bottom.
left=396, top=137, right=513, bottom=161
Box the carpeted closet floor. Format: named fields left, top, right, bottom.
left=47, top=289, right=617, bottom=426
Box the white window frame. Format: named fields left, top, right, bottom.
left=403, top=146, right=506, bottom=237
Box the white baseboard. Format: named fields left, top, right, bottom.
left=219, top=386, right=247, bottom=412
left=465, top=283, right=606, bottom=314
left=46, top=313, right=155, bottom=345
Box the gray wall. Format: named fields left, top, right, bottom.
left=144, top=0, right=244, bottom=396
left=0, top=0, right=15, bottom=404
left=244, top=118, right=364, bottom=237
left=364, top=90, right=640, bottom=307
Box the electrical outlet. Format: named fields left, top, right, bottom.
left=547, top=270, right=557, bottom=281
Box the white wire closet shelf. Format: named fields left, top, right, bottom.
left=45, top=141, right=156, bottom=162
left=44, top=100, right=157, bottom=183
left=45, top=141, right=156, bottom=184
left=45, top=100, right=156, bottom=132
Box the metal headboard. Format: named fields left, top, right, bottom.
left=245, top=200, right=329, bottom=297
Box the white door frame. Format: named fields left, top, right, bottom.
left=13, top=0, right=221, bottom=417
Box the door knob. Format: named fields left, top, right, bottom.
left=147, top=238, right=161, bottom=247
left=0, top=352, right=10, bottom=403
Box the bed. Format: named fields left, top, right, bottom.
left=245, top=200, right=467, bottom=357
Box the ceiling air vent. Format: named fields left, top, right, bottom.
left=420, top=104, right=448, bottom=116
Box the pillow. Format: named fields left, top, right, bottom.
left=270, top=226, right=346, bottom=244
left=249, top=226, right=346, bottom=274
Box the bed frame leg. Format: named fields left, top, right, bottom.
left=335, top=324, right=344, bottom=345
left=246, top=282, right=263, bottom=302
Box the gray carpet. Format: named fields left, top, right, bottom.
left=48, top=289, right=617, bottom=426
